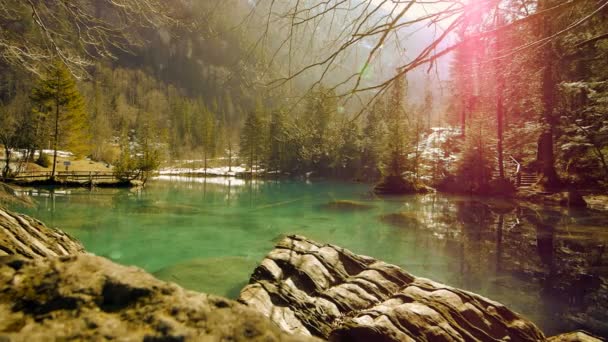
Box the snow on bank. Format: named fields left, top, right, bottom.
left=2, top=149, right=74, bottom=159
left=154, top=175, right=263, bottom=186
left=159, top=166, right=256, bottom=177
left=40, top=150, right=74, bottom=158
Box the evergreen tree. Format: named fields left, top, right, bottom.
left=135, top=119, right=164, bottom=184
left=302, top=86, right=338, bottom=174
left=267, top=109, right=287, bottom=173
left=114, top=128, right=137, bottom=181
left=384, top=76, right=408, bottom=177
left=199, top=104, right=215, bottom=174
left=334, top=121, right=362, bottom=179
left=240, top=109, right=264, bottom=174
left=361, top=103, right=386, bottom=181
left=31, top=62, right=89, bottom=179
left=0, top=91, right=33, bottom=178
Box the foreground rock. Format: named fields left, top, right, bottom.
left=0, top=206, right=85, bottom=258
left=0, top=254, right=316, bottom=341
left=239, top=235, right=546, bottom=341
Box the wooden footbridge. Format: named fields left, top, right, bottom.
left=9, top=171, right=118, bottom=183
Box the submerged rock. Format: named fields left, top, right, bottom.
left=0, top=206, right=85, bottom=258
left=379, top=212, right=421, bottom=228
left=154, top=256, right=258, bottom=298
left=239, top=235, right=546, bottom=341
left=320, top=200, right=375, bottom=211
left=0, top=254, right=316, bottom=341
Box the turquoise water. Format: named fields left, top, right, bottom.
left=11, top=177, right=608, bottom=337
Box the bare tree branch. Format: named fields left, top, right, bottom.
left=0, top=0, right=180, bottom=77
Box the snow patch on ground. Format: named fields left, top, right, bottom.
left=159, top=166, right=259, bottom=177
left=154, top=175, right=263, bottom=186
left=3, top=149, right=74, bottom=159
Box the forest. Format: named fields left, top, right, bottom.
left=0, top=0, right=607, bottom=195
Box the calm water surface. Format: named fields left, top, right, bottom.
left=11, top=177, right=608, bottom=337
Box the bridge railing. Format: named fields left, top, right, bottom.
left=493, top=155, right=522, bottom=187
left=508, top=156, right=522, bottom=187
left=9, top=171, right=117, bottom=182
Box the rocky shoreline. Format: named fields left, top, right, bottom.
left=0, top=205, right=602, bottom=341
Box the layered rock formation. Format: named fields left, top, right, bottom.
left=239, top=235, right=548, bottom=341
left=0, top=206, right=85, bottom=258
left=0, top=254, right=317, bottom=341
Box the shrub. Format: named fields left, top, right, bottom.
left=35, top=152, right=51, bottom=168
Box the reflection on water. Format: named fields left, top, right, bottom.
left=10, top=178, right=608, bottom=337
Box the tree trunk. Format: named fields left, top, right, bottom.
left=495, top=13, right=505, bottom=180
left=413, top=120, right=421, bottom=181
left=460, top=104, right=466, bottom=138
left=497, top=94, right=505, bottom=179
left=51, top=97, right=60, bottom=180
left=250, top=145, right=254, bottom=177
left=2, top=146, right=11, bottom=179
left=228, top=141, right=232, bottom=172
left=535, top=0, right=561, bottom=190
left=537, top=129, right=560, bottom=188
left=203, top=149, right=208, bottom=177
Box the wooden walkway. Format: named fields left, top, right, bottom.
left=10, top=171, right=118, bottom=182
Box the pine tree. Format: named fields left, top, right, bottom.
left=303, top=86, right=337, bottom=174
left=135, top=118, right=163, bottom=184
left=240, top=109, right=264, bottom=174
left=114, top=128, right=136, bottom=181
left=384, top=75, right=408, bottom=177
left=334, top=120, right=361, bottom=179
left=361, top=103, right=386, bottom=181
left=199, top=104, right=215, bottom=174
left=0, top=91, right=33, bottom=178
left=267, top=109, right=287, bottom=173
left=31, top=62, right=89, bottom=179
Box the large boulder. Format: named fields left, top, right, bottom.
left=0, top=254, right=317, bottom=341
left=239, top=235, right=546, bottom=341
left=0, top=206, right=85, bottom=258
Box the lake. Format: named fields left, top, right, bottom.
left=11, top=176, right=608, bottom=337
